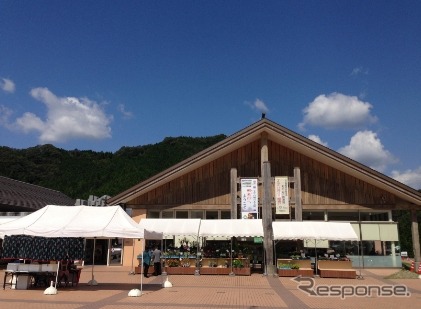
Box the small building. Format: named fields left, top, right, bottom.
left=107, top=118, right=421, bottom=270
left=0, top=176, right=75, bottom=214
left=0, top=176, right=76, bottom=261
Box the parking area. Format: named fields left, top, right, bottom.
left=1, top=266, right=420, bottom=308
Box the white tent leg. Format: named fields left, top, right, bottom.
left=129, top=239, right=135, bottom=275
left=88, top=238, right=98, bottom=286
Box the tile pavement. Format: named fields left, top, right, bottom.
left=1, top=266, right=420, bottom=308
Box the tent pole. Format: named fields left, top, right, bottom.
left=129, top=239, right=135, bottom=275
left=88, top=238, right=98, bottom=285
left=229, top=237, right=234, bottom=276
left=357, top=211, right=364, bottom=279
left=195, top=233, right=200, bottom=276
left=314, top=240, right=318, bottom=277
left=140, top=249, right=143, bottom=294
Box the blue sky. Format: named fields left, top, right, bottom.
left=1, top=1, right=421, bottom=189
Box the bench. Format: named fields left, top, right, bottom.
left=277, top=259, right=314, bottom=277
left=317, top=260, right=356, bottom=279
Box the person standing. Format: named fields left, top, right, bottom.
left=142, top=247, right=152, bottom=278
left=152, top=246, right=161, bottom=276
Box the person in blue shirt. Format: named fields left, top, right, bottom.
left=142, top=247, right=152, bottom=278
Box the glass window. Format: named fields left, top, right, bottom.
left=302, top=211, right=324, bottom=221
left=327, top=211, right=359, bottom=221
left=206, top=210, right=218, bottom=219
left=191, top=210, right=204, bottom=219
left=176, top=211, right=188, bottom=218
left=220, top=211, right=231, bottom=219
left=148, top=211, right=160, bottom=218
left=162, top=211, right=174, bottom=218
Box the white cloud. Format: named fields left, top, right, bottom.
left=1, top=78, right=16, bottom=93
left=15, top=112, right=46, bottom=133
left=391, top=167, right=421, bottom=190
left=338, top=130, right=397, bottom=172
left=0, top=105, right=14, bottom=129
left=350, top=66, right=369, bottom=77
left=299, top=92, right=377, bottom=130
left=247, top=98, right=269, bottom=115
left=13, top=87, right=113, bottom=143
left=308, top=134, right=328, bottom=147
left=117, top=103, right=133, bottom=119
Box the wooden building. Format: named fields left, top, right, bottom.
left=107, top=118, right=421, bottom=271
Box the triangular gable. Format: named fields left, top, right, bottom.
left=107, top=118, right=421, bottom=206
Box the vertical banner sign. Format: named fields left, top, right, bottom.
left=241, top=179, right=258, bottom=219
left=275, top=176, right=289, bottom=214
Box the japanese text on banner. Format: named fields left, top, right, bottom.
left=275, top=176, right=289, bottom=214
left=241, top=178, right=258, bottom=219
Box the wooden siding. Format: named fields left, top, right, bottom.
left=130, top=139, right=397, bottom=210
left=132, top=140, right=261, bottom=206
left=268, top=140, right=395, bottom=209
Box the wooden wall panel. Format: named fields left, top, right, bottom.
left=131, top=138, right=396, bottom=210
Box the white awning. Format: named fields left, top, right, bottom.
left=199, top=219, right=264, bottom=237
left=0, top=205, right=155, bottom=239
left=272, top=221, right=358, bottom=241
left=138, top=218, right=202, bottom=238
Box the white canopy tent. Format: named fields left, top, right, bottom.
left=198, top=219, right=264, bottom=275
left=198, top=219, right=264, bottom=237
left=272, top=221, right=359, bottom=276
left=0, top=205, right=160, bottom=239
left=0, top=205, right=161, bottom=288
left=272, top=221, right=358, bottom=241
left=138, top=218, right=202, bottom=238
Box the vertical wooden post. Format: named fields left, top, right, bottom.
left=230, top=168, right=238, bottom=219
left=411, top=209, right=420, bottom=270
left=262, top=161, right=275, bottom=275
left=260, top=132, right=268, bottom=172
left=294, top=167, right=302, bottom=221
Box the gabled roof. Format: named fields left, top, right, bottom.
left=0, top=205, right=156, bottom=238
left=0, top=176, right=75, bottom=212
left=107, top=118, right=421, bottom=206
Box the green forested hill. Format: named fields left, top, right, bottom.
left=0, top=135, right=226, bottom=199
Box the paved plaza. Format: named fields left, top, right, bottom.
left=1, top=266, right=420, bottom=309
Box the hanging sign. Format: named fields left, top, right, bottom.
left=275, top=176, right=289, bottom=214
left=241, top=178, right=258, bottom=219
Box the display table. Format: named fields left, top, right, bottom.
left=3, top=270, right=57, bottom=289
left=200, top=258, right=250, bottom=276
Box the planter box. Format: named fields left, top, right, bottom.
left=165, top=267, right=196, bottom=275
left=199, top=267, right=231, bottom=275
left=135, top=266, right=155, bottom=275
left=233, top=267, right=251, bottom=276
left=199, top=267, right=251, bottom=276
left=278, top=269, right=313, bottom=277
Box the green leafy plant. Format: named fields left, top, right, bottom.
left=232, top=259, right=244, bottom=268
left=167, top=259, right=180, bottom=267
left=278, top=263, right=300, bottom=270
